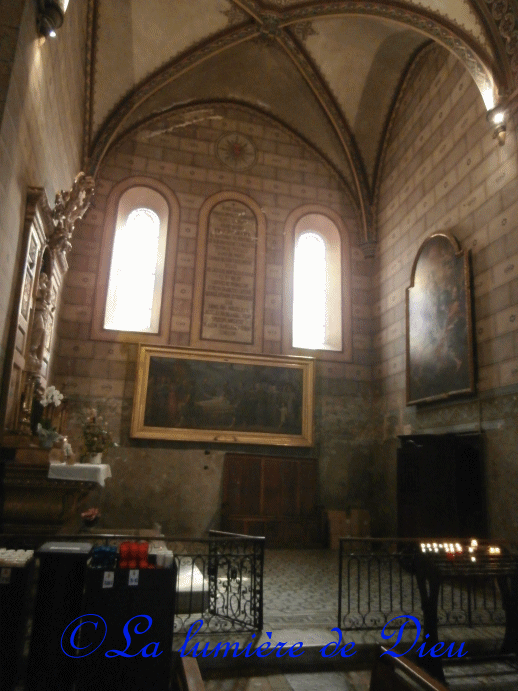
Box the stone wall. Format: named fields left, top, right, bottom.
left=3, top=7, right=517, bottom=542
left=374, top=45, right=518, bottom=538
left=54, top=104, right=374, bottom=536
left=0, top=1, right=25, bottom=128
left=0, top=0, right=87, bottom=377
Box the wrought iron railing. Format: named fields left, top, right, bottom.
left=338, top=538, right=512, bottom=631
left=170, top=530, right=264, bottom=633
left=208, top=530, right=264, bottom=631
left=0, top=530, right=265, bottom=635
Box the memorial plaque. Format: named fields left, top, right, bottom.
left=201, top=200, right=257, bottom=344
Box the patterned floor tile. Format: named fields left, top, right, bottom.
left=202, top=549, right=518, bottom=691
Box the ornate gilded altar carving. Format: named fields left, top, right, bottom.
left=26, top=272, right=53, bottom=374
left=48, top=172, right=95, bottom=256
left=0, top=173, right=95, bottom=439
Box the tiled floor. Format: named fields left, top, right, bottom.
left=204, top=661, right=518, bottom=691
left=203, top=660, right=518, bottom=691
left=444, top=659, right=518, bottom=688
left=204, top=669, right=371, bottom=690
left=263, top=549, right=338, bottom=629
left=193, top=549, right=518, bottom=691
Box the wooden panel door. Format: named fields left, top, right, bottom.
left=261, top=457, right=285, bottom=516
left=299, top=459, right=318, bottom=514
left=222, top=453, right=261, bottom=517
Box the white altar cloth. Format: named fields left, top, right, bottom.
left=48, top=463, right=112, bottom=487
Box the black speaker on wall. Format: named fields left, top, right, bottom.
left=397, top=433, right=487, bottom=539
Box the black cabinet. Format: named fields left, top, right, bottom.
left=0, top=448, right=15, bottom=531
left=0, top=560, right=34, bottom=691
left=397, top=433, right=487, bottom=538
left=76, top=566, right=177, bottom=691
left=26, top=542, right=92, bottom=691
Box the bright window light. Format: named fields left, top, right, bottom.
left=105, top=204, right=163, bottom=332
left=293, top=232, right=326, bottom=348
left=291, top=214, right=343, bottom=351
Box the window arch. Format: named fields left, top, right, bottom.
left=105, top=193, right=165, bottom=333
left=284, top=206, right=351, bottom=360
left=92, top=177, right=179, bottom=343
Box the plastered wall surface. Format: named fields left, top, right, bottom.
left=0, top=0, right=87, bottom=376
left=3, top=10, right=517, bottom=539
left=374, top=45, right=518, bottom=538
left=55, top=105, right=373, bottom=534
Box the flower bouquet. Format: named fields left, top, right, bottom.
left=36, top=386, right=64, bottom=448
left=36, top=423, right=62, bottom=449
left=81, top=409, right=116, bottom=463
left=81, top=507, right=100, bottom=529
left=41, top=385, right=64, bottom=408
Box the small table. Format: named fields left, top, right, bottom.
left=48, top=462, right=111, bottom=486
left=414, top=543, right=518, bottom=683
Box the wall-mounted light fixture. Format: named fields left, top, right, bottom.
left=486, top=103, right=507, bottom=146
left=36, top=0, right=70, bottom=38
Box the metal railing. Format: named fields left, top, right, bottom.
left=0, top=530, right=264, bottom=635
left=338, top=538, right=511, bottom=631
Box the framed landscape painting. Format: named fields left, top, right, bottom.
left=131, top=346, right=315, bottom=446
left=406, top=233, right=475, bottom=405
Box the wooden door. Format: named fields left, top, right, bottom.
left=222, top=453, right=321, bottom=546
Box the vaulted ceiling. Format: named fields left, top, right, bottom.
left=85, top=0, right=518, bottom=241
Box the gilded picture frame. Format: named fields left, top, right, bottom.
left=406, top=232, right=475, bottom=405
left=131, top=346, right=315, bottom=446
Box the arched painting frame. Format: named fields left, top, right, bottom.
left=406, top=233, right=475, bottom=405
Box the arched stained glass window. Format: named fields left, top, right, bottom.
left=103, top=186, right=168, bottom=333
left=292, top=214, right=342, bottom=351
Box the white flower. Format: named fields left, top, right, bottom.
left=41, top=385, right=64, bottom=407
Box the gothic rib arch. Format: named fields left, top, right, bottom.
left=96, top=99, right=365, bottom=239
left=86, top=1, right=506, bottom=248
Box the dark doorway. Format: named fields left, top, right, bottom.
left=397, top=433, right=487, bottom=538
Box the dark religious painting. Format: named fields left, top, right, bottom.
left=406, top=233, right=474, bottom=405
left=131, top=346, right=314, bottom=446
